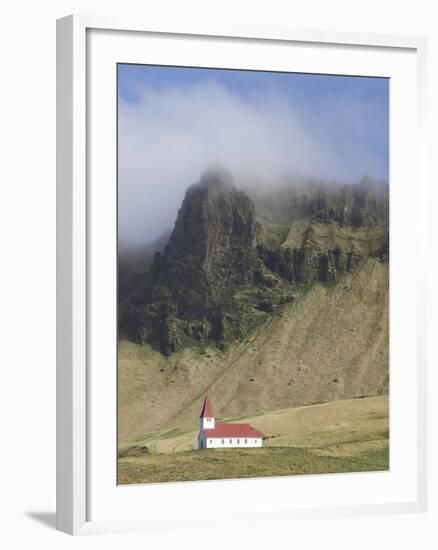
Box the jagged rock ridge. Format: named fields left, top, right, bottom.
left=120, top=167, right=389, bottom=354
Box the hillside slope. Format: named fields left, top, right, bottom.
left=118, top=257, right=388, bottom=442
left=120, top=395, right=388, bottom=455
left=118, top=396, right=389, bottom=484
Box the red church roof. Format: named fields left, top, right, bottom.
left=199, top=394, right=213, bottom=418
left=204, top=423, right=263, bottom=439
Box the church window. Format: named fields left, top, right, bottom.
left=229, top=439, right=232, bottom=444
left=245, top=439, right=247, bottom=444
left=237, top=439, right=240, bottom=444
left=222, top=439, right=224, bottom=444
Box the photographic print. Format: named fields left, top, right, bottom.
left=117, top=64, right=389, bottom=485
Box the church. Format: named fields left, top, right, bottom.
left=198, top=394, right=263, bottom=449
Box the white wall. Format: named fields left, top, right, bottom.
left=206, top=437, right=262, bottom=448
left=200, top=417, right=215, bottom=430
left=0, top=1, right=437, bottom=549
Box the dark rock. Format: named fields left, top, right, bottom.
left=378, top=233, right=390, bottom=262
left=120, top=165, right=263, bottom=353
left=119, top=166, right=389, bottom=355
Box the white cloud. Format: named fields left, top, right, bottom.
left=118, top=80, right=387, bottom=244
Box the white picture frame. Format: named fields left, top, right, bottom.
left=56, top=14, right=428, bottom=535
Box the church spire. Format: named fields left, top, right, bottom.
left=199, top=393, right=213, bottom=418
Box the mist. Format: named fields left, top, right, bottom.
left=118, top=78, right=388, bottom=246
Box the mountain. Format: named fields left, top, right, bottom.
left=118, top=259, right=389, bottom=440
left=119, top=166, right=389, bottom=357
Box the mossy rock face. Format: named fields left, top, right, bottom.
left=119, top=167, right=389, bottom=354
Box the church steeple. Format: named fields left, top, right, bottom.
left=200, top=394, right=213, bottom=418
left=199, top=394, right=215, bottom=430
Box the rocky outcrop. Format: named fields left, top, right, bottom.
left=120, top=167, right=389, bottom=354
left=257, top=221, right=387, bottom=285
left=250, top=176, right=389, bottom=228
left=154, top=164, right=259, bottom=314
left=120, top=166, right=293, bottom=353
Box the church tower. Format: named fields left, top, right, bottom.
left=199, top=394, right=215, bottom=431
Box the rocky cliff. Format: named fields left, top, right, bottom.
left=120, top=167, right=389, bottom=355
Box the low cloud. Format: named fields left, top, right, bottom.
left=118, top=79, right=387, bottom=245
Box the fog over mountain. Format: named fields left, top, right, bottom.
left=118, top=79, right=388, bottom=246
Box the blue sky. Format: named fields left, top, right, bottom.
left=118, top=64, right=389, bottom=244
left=119, top=64, right=388, bottom=115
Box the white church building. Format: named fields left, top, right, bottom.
left=198, top=394, right=263, bottom=450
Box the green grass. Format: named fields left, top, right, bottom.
left=118, top=445, right=389, bottom=484
left=118, top=396, right=390, bottom=485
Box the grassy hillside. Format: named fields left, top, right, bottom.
left=118, top=447, right=389, bottom=484
left=119, top=395, right=389, bottom=455
left=118, top=395, right=389, bottom=484
left=118, top=258, right=388, bottom=442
